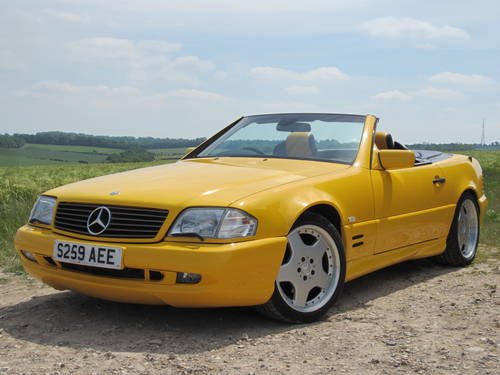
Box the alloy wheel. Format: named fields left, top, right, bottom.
left=276, top=225, right=341, bottom=313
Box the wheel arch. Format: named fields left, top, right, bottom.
left=461, top=187, right=478, bottom=201
left=459, top=187, right=484, bottom=218
left=294, top=203, right=343, bottom=238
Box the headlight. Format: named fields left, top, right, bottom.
left=168, top=207, right=257, bottom=239
left=29, top=196, right=57, bottom=225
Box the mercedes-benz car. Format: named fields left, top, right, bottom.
left=15, top=113, right=487, bottom=322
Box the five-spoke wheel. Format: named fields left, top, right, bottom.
left=438, top=192, right=480, bottom=266
left=456, top=198, right=479, bottom=259
left=277, top=225, right=340, bottom=313
left=258, top=212, right=345, bottom=323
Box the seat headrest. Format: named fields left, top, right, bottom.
left=285, top=132, right=316, bottom=158
left=375, top=132, right=394, bottom=150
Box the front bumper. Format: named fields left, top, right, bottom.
left=15, top=225, right=287, bottom=307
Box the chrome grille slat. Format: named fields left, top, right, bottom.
left=54, top=202, right=168, bottom=239
left=56, top=212, right=90, bottom=219
left=103, top=222, right=164, bottom=228
left=111, top=217, right=165, bottom=223
left=104, top=212, right=166, bottom=218
left=57, top=207, right=94, bottom=212
left=56, top=218, right=87, bottom=225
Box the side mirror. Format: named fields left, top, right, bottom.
left=378, top=149, right=415, bottom=170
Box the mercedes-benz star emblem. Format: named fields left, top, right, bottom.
left=87, top=207, right=112, bottom=235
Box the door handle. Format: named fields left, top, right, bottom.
left=433, top=177, right=446, bottom=184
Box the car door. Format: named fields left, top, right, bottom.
left=371, top=163, right=450, bottom=254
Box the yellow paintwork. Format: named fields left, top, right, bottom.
left=378, top=149, right=415, bottom=169
left=14, top=114, right=488, bottom=307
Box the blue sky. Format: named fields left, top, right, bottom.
left=1, top=0, right=499, bottom=143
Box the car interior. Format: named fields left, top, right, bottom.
left=272, top=121, right=359, bottom=162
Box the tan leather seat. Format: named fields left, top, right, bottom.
left=375, top=132, right=394, bottom=150
left=285, top=132, right=316, bottom=158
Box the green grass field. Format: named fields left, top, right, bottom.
left=0, top=144, right=121, bottom=166
left=455, top=151, right=500, bottom=250
left=0, top=151, right=498, bottom=274
left=0, top=144, right=188, bottom=167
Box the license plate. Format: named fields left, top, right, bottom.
left=53, top=241, right=123, bottom=270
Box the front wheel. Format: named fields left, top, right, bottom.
left=438, top=192, right=480, bottom=266
left=257, top=212, right=346, bottom=323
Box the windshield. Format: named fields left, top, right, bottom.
left=194, top=113, right=366, bottom=164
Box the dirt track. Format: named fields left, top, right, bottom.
left=1, top=247, right=499, bottom=375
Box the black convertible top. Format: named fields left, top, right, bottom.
left=413, top=150, right=452, bottom=165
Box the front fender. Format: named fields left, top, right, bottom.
left=230, top=167, right=374, bottom=239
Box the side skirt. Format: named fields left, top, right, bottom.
left=345, top=237, right=446, bottom=282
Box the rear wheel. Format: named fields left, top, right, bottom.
left=438, top=192, right=480, bottom=266
left=257, top=212, right=346, bottom=323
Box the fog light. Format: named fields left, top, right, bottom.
left=21, top=250, right=37, bottom=262
left=176, top=272, right=201, bottom=284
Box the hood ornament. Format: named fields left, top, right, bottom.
left=109, top=191, right=120, bottom=196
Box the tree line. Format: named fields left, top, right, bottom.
left=0, top=134, right=26, bottom=148
left=406, top=142, right=500, bottom=151
left=9, top=131, right=206, bottom=150
left=2, top=130, right=499, bottom=152
left=106, top=149, right=156, bottom=163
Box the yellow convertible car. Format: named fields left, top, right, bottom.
left=15, top=113, right=487, bottom=322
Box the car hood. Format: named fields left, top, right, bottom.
left=46, top=157, right=349, bottom=209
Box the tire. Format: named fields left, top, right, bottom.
left=257, top=212, right=346, bottom=323
left=437, top=192, right=480, bottom=266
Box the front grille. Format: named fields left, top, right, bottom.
left=60, top=262, right=145, bottom=279
left=54, top=202, right=168, bottom=239
left=59, top=262, right=165, bottom=281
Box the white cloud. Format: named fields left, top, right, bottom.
left=251, top=66, right=349, bottom=83
left=170, top=56, right=214, bottom=73
left=284, top=85, right=319, bottom=95
left=415, top=87, right=464, bottom=100
left=16, top=81, right=226, bottom=102
left=43, top=9, right=90, bottom=24
left=64, top=0, right=364, bottom=14
left=372, top=87, right=466, bottom=102
left=136, top=40, right=183, bottom=54
left=372, top=90, right=411, bottom=101
left=429, top=72, right=493, bottom=86
left=65, top=37, right=182, bottom=62
left=65, top=37, right=212, bottom=85
left=152, top=89, right=227, bottom=102
left=0, top=50, right=27, bottom=72
left=14, top=81, right=140, bottom=98
left=361, top=17, right=470, bottom=41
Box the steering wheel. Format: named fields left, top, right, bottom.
left=242, top=147, right=265, bottom=155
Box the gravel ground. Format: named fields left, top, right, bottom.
left=0, top=246, right=499, bottom=375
